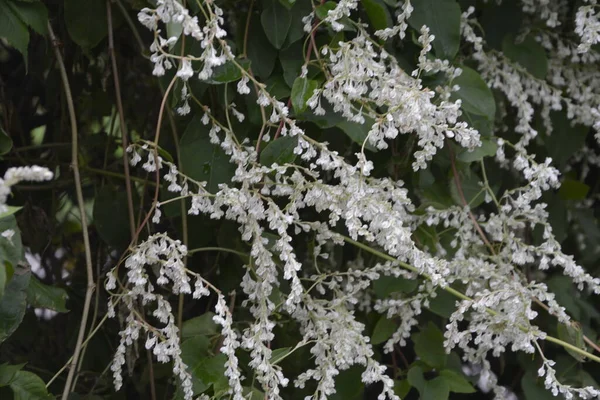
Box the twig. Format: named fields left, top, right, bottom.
left=107, top=0, right=137, bottom=243
left=447, top=142, right=496, bottom=255
left=48, top=23, right=96, bottom=400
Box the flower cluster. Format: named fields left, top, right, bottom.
left=101, top=1, right=600, bottom=399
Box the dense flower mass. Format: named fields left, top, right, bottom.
left=89, top=1, right=600, bottom=399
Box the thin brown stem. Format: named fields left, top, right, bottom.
left=447, top=142, right=496, bottom=255
left=49, top=23, right=96, bottom=400
left=107, top=0, right=137, bottom=242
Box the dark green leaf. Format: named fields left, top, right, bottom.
left=407, top=366, right=426, bottom=393
left=0, top=267, right=31, bottom=344
left=93, top=186, right=133, bottom=249
left=26, top=276, right=68, bottom=313
left=207, top=59, right=251, bottom=84
left=285, top=0, right=312, bottom=46
left=9, top=371, right=52, bottom=400
left=361, top=0, right=392, bottom=32
left=329, top=366, right=364, bottom=400
left=5, top=0, right=47, bottom=36
left=270, top=347, right=292, bottom=364
left=409, top=0, right=461, bottom=59
left=266, top=75, right=291, bottom=100
left=0, top=0, right=29, bottom=58
left=457, top=138, right=498, bottom=163
left=181, top=336, right=212, bottom=394
left=452, top=66, right=496, bottom=120
left=0, top=127, right=12, bottom=155
left=557, top=322, right=586, bottom=362
left=449, top=168, right=485, bottom=208
left=0, top=363, right=25, bottom=387
left=0, top=216, right=24, bottom=269
left=260, top=135, right=298, bottom=166
left=502, top=34, right=548, bottom=79
left=543, top=111, right=587, bottom=169
left=315, top=2, right=337, bottom=21
left=428, top=289, right=458, bottom=318
left=371, top=316, right=396, bottom=345
left=559, top=179, right=589, bottom=201
left=291, top=77, right=319, bottom=114
left=261, top=0, right=292, bottom=49
left=181, top=313, right=218, bottom=339
left=372, top=275, right=418, bottom=298
left=412, top=322, right=447, bottom=368
left=246, top=15, right=277, bottom=79
left=522, top=369, right=556, bottom=400
left=64, top=0, right=108, bottom=48
left=336, top=117, right=378, bottom=152
left=422, top=376, right=450, bottom=400
left=439, top=369, right=476, bottom=393
left=180, top=116, right=236, bottom=193
left=394, top=379, right=411, bottom=398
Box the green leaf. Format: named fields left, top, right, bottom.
left=0, top=216, right=24, bottom=268
left=5, top=0, right=47, bottom=36
left=372, top=275, right=418, bottom=298
left=0, top=363, right=25, bottom=387
left=457, top=137, right=498, bottom=163
left=522, top=369, right=556, bottom=400
left=361, top=0, right=392, bottom=32
left=9, top=371, right=52, bottom=400
left=64, top=0, right=108, bottom=48
left=181, top=336, right=212, bottom=394
left=428, top=288, right=458, bottom=318
left=557, top=322, right=586, bottom=362
left=193, top=354, right=229, bottom=393
left=408, top=0, right=461, bottom=59
left=502, top=34, right=548, bottom=79
left=261, top=0, right=292, bottom=49
left=412, top=322, right=447, bottom=368
left=93, top=186, right=133, bottom=249
left=407, top=366, right=426, bottom=393
left=422, top=376, right=450, bottom=400
left=0, top=206, right=22, bottom=220
left=543, top=111, right=588, bottom=169
left=259, top=135, right=298, bottom=166
left=371, top=316, right=396, bottom=345
left=207, top=58, right=251, bottom=84
left=394, top=379, right=411, bottom=398
left=449, top=167, right=485, bottom=208
left=181, top=313, right=218, bottom=339
left=0, top=267, right=31, bottom=344
left=266, top=75, right=291, bottom=100
left=285, top=0, right=312, bottom=46
left=0, top=0, right=29, bottom=59
left=270, top=347, right=292, bottom=364
left=452, top=66, right=496, bottom=120
left=0, top=127, right=12, bottom=155
left=26, top=276, right=68, bottom=313
left=559, top=179, right=589, bottom=201
left=329, top=367, right=364, bottom=400
left=315, top=2, right=337, bottom=21
left=291, top=77, right=319, bottom=114
left=336, top=117, right=378, bottom=152
left=180, top=116, right=236, bottom=193
left=439, top=369, right=476, bottom=393
left=0, top=265, right=5, bottom=301
left=246, top=15, right=277, bottom=79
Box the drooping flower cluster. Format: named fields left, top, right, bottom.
left=101, top=1, right=600, bottom=399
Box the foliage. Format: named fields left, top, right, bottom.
left=1, top=0, right=600, bottom=400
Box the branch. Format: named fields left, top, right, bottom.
left=48, top=22, right=96, bottom=400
